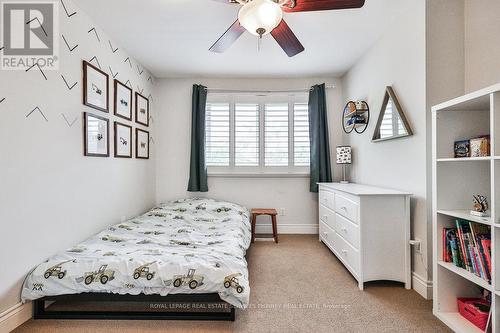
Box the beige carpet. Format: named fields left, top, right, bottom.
left=14, top=235, right=450, bottom=333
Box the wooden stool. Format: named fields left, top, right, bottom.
left=251, top=209, right=278, bottom=243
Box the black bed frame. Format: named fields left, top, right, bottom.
left=33, top=293, right=235, bottom=321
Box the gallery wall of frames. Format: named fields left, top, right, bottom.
left=0, top=0, right=156, bottom=314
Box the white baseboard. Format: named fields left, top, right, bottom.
left=0, top=302, right=31, bottom=333
left=255, top=223, right=318, bottom=234
left=412, top=272, right=433, bottom=300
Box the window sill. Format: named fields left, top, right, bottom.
left=207, top=172, right=310, bottom=179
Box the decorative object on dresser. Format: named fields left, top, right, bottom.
left=83, top=112, right=109, bottom=157
left=469, top=194, right=489, bottom=218
left=136, top=128, right=149, bottom=159
left=135, top=92, right=150, bottom=126
left=114, top=79, right=133, bottom=121
left=342, top=100, right=369, bottom=134
left=372, top=86, right=413, bottom=142
left=432, top=83, right=500, bottom=333
left=318, top=183, right=411, bottom=290
left=114, top=122, right=132, bottom=158
left=336, top=146, right=352, bottom=184
left=83, top=61, right=109, bottom=112
left=250, top=209, right=278, bottom=243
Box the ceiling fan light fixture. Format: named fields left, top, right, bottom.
left=238, top=0, right=283, bottom=37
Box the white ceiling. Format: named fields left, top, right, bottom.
left=74, top=0, right=411, bottom=78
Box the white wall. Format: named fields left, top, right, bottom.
left=0, top=0, right=156, bottom=313
left=464, top=0, right=500, bottom=92
left=155, top=77, right=344, bottom=233
left=341, top=1, right=429, bottom=292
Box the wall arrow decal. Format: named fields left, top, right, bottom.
left=124, top=57, right=132, bottom=67
left=109, top=66, right=118, bottom=78
left=0, top=98, right=5, bottom=104
left=148, top=94, right=154, bottom=102
left=0, top=46, right=4, bottom=51
left=125, top=80, right=132, bottom=88
left=88, top=27, right=100, bottom=42
left=61, top=113, right=77, bottom=127
left=149, top=137, right=155, bottom=144
left=62, top=34, right=78, bottom=52
left=89, top=56, right=102, bottom=69
left=61, top=0, right=77, bottom=17
left=137, top=65, right=144, bottom=75
left=137, top=86, right=144, bottom=94
left=108, top=40, right=118, bottom=53
left=26, top=107, right=48, bottom=122
left=26, top=63, right=47, bottom=80
left=147, top=76, right=153, bottom=83
left=61, top=74, right=77, bottom=90
left=26, top=17, right=47, bottom=36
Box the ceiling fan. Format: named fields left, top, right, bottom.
left=209, top=0, right=366, bottom=57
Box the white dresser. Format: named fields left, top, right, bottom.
left=318, top=183, right=411, bottom=290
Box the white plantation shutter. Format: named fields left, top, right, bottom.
left=205, top=103, right=230, bottom=166
left=293, top=103, right=310, bottom=166
left=235, top=103, right=260, bottom=166
left=265, top=103, right=289, bottom=166
left=380, top=100, right=394, bottom=138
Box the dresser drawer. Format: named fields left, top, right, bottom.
left=335, top=193, right=359, bottom=224
left=336, top=231, right=360, bottom=276
left=319, top=205, right=336, bottom=231
left=319, top=221, right=337, bottom=254
left=335, top=213, right=359, bottom=249
left=319, top=190, right=335, bottom=211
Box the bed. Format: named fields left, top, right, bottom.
left=21, top=198, right=251, bottom=320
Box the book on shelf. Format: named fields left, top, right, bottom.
left=442, top=219, right=491, bottom=282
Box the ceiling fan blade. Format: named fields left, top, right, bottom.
left=284, top=0, right=365, bottom=12
left=271, top=20, right=305, bottom=57
left=209, top=20, right=246, bottom=53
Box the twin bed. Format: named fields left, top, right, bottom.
left=22, top=198, right=251, bottom=321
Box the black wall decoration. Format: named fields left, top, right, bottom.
left=125, top=80, right=132, bottom=89
left=0, top=46, right=4, bottom=51
left=87, top=27, right=100, bottom=42
left=0, top=98, right=5, bottom=104
left=137, top=65, right=144, bottom=75
left=61, top=113, right=77, bottom=127
left=62, top=34, right=78, bottom=52
left=147, top=76, right=153, bottom=83
left=61, top=74, right=77, bottom=90
left=26, top=107, right=48, bottom=122
left=124, top=57, right=132, bottom=67
left=148, top=94, right=154, bottom=102
left=26, top=17, right=47, bottom=37
left=61, top=0, right=77, bottom=18
left=109, top=66, right=118, bottom=78
left=26, top=63, right=47, bottom=80
left=137, top=86, right=144, bottom=94
left=108, top=41, right=118, bottom=53
left=88, top=56, right=102, bottom=69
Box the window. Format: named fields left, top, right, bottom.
left=206, top=94, right=310, bottom=174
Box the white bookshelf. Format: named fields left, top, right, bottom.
left=432, top=83, right=500, bottom=333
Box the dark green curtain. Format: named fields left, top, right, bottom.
left=187, top=84, right=208, bottom=192
left=309, top=83, right=332, bottom=192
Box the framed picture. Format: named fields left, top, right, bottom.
left=114, top=122, right=132, bottom=158
left=114, top=79, right=133, bottom=121
left=84, top=112, right=109, bottom=157
left=135, top=92, right=149, bottom=126
left=83, top=61, right=109, bottom=112
left=136, top=128, right=149, bottom=159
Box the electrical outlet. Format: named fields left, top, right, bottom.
left=279, top=208, right=286, bottom=216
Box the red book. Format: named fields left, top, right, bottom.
left=482, top=239, right=492, bottom=273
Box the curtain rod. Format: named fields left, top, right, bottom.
left=205, top=84, right=335, bottom=94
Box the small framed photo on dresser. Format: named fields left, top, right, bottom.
left=114, top=79, right=133, bottom=121
left=135, top=92, right=149, bottom=126
left=84, top=112, right=109, bottom=157
left=114, top=122, right=132, bottom=158
left=136, top=128, right=149, bottom=159
left=83, top=61, right=109, bottom=112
